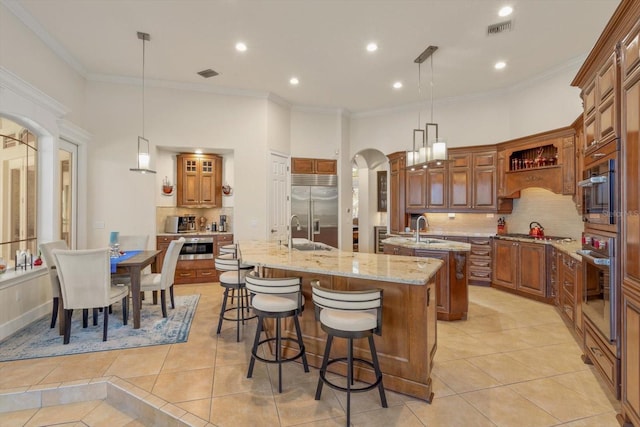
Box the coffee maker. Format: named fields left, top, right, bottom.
left=219, top=215, right=227, bottom=232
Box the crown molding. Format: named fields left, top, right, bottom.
left=0, top=66, right=70, bottom=118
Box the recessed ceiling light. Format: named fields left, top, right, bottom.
left=498, top=6, right=513, bottom=17
left=235, top=42, right=247, bottom=52
left=393, top=81, right=403, bottom=89
left=366, top=42, right=378, bottom=52
left=289, top=77, right=299, bottom=85
left=494, top=61, right=507, bottom=70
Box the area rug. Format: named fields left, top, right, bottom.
left=0, top=294, right=199, bottom=362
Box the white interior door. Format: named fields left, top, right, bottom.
left=268, top=152, right=289, bottom=243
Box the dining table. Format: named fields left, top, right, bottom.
left=112, top=250, right=161, bottom=329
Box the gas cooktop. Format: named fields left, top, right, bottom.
left=495, top=233, right=573, bottom=242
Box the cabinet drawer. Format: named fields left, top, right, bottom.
left=469, top=267, right=492, bottom=279
left=469, top=238, right=491, bottom=246
left=585, top=322, right=617, bottom=392
left=217, top=234, right=233, bottom=243
left=470, top=259, right=491, bottom=268
left=176, top=269, right=196, bottom=279
left=561, top=274, right=575, bottom=297
left=157, top=236, right=175, bottom=244
left=196, top=269, right=217, bottom=279
left=470, top=248, right=491, bottom=257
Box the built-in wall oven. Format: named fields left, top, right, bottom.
left=578, top=159, right=615, bottom=225
left=179, top=237, right=214, bottom=260
left=579, top=231, right=616, bottom=343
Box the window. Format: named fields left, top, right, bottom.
left=0, top=117, right=38, bottom=269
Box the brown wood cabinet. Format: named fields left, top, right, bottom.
left=291, top=157, right=337, bottom=175
left=492, top=239, right=548, bottom=300
left=387, top=152, right=406, bottom=234
left=583, top=54, right=618, bottom=154
left=427, top=162, right=448, bottom=209
left=558, top=252, right=583, bottom=333
left=468, top=237, right=493, bottom=286
left=384, top=242, right=468, bottom=321
left=156, top=234, right=232, bottom=284
left=405, top=167, right=427, bottom=210
left=176, top=153, right=222, bottom=208
left=621, top=17, right=640, bottom=427
left=448, top=147, right=502, bottom=211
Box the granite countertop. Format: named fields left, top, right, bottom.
left=552, top=240, right=583, bottom=261
left=157, top=232, right=233, bottom=237
left=392, top=231, right=495, bottom=238
left=238, top=240, right=443, bottom=285
left=383, top=236, right=471, bottom=252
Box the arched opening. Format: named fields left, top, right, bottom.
left=351, top=148, right=388, bottom=253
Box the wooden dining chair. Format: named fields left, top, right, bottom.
left=52, top=248, right=129, bottom=344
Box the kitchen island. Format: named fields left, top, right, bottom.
left=383, top=236, right=471, bottom=321
left=239, top=240, right=443, bottom=401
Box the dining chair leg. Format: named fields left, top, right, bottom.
left=152, top=291, right=158, bottom=305
left=63, top=309, right=73, bottom=344
left=169, top=285, right=175, bottom=309
left=93, top=308, right=99, bottom=326
left=122, top=296, right=128, bottom=326
left=102, top=306, right=109, bottom=341
left=50, top=297, right=59, bottom=328
left=82, top=309, right=89, bottom=328
left=160, top=290, right=168, bottom=318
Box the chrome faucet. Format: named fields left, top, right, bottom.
left=416, top=215, right=429, bottom=242
left=289, top=215, right=301, bottom=248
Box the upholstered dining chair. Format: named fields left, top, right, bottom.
left=39, top=240, right=69, bottom=329
left=111, top=235, right=151, bottom=286
left=52, top=248, right=129, bottom=344
left=139, top=237, right=185, bottom=318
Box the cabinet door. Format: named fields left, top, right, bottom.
left=315, top=159, right=337, bottom=174
left=388, top=152, right=406, bottom=233
left=497, top=149, right=508, bottom=197
left=622, top=285, right=640, bottom=427
left=406, top=168, right=427, bottom=210
left=562, top=136, right=576, bottom=195
left=449, top=167, right=471, bottom=210
left=473, top=168, right=496, bottom=209
left=291, top=158, right=315, bottom=174
left=178, top=156, right=200, bottom=206
left=493, top=239, right=517, bottom=288
left=624, top=71, right=640, bottom=284
left=199, top=157, right=215, bottom=205
left=518, top=242, right=546, bottom=297
left=416, top=250, right=450, bottom=315
left=427, top=166, right=447, bottom=208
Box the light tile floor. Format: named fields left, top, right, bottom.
left=0, top=283, right=621, bottom=426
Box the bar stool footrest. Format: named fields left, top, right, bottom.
left=252, top=337, right=306, bottom=365
left=221, top=306, right=257, bottom=322
left=319, top=357, right=383, bottom=393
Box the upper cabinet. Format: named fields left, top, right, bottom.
left=291, top=157, right=337, bottom=175
left=176, top=153, right=223, bottom=208
left=387, top=151, right=407, bottom=233
left=583, top=54, right=617, bottom=156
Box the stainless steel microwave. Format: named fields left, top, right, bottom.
left=578, top=159, right=615, bottom=225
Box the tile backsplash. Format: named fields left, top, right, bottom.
left=156, top=207, right=234, bottom=233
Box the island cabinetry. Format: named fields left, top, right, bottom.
left=468, top=237, right=492, bottom=286
left=291, top=157, right=337, bottom=175
left=177, top=153, right=222, bottom=207
left=384, top=242, right=468, bottom=321
left=387, top=152, right=406, bottom=233
left=492, top=239, right=547, bottom=301
left=263, top=268, right=437, bottom=402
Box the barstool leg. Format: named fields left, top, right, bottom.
left=247, top=316, right=264, bottom=379
left=293, top=315, right=309, bottom=372
left=236, top=290, right=241, bottom=342
left=216, top=288, right=229, bottom=335
left=315, top=334, right=334, bottom=400
left=368, top=335, right=388, bottom=408
left=346, top=337, right=353, bottom=427
left=276, top=317, right=282, bottom=393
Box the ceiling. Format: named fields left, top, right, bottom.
left=6, top=0, right=620, bottom=113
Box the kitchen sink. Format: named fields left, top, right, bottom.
left=284, top=242, right=334, bottom=251
left=419, top=238, right=447, bottom=244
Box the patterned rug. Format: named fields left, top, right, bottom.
left=0, top=294, right=199, bottom=362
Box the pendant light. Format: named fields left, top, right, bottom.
left=130, top=31, right=156, bottom=174
left=417, top=45, right=447, bottom=162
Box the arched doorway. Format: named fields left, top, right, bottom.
left=351, top=149, right=388, bottom=253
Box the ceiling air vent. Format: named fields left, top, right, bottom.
left=487, top=20, right=512, bottom=35
left=197, top=69, right=219, bottom=78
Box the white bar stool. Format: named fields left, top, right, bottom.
left=215, top=252, right=255, bottom=342
left=311, top=281, right=387, bottom=426
left=245, top=271, right=309, bottom=392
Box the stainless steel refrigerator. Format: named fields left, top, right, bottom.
left=291, top=174, right=338, bottom=248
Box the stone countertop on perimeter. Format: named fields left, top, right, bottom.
left=383, top=236, right=471, bottom=252
left=238, top=240, right=443, bottom=285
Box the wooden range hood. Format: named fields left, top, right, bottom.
left=498, top=125, right=576, bottom=197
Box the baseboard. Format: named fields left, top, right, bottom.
left=0, top=302, right=50, bottom=341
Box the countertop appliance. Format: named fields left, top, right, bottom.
left=578, top=158, right=615, bottom=225
left=529, top=221, right=544, bottom=237
left=291, top=174, right=338, bottom=248
left=579, top=231, right=617, bottom=343
left=165, top=216, right=180, bottom=233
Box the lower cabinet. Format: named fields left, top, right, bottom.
left=558, top=252, right=583, bottom=335
left=384, top=243, right=468, bottom=321
left=621, top=284, right=640, bottom=427
left=468, top=237, right=493, bottom=285
left=492, top=239, right=547, bottom=300
left=583, top=315, right=620, bottom=399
